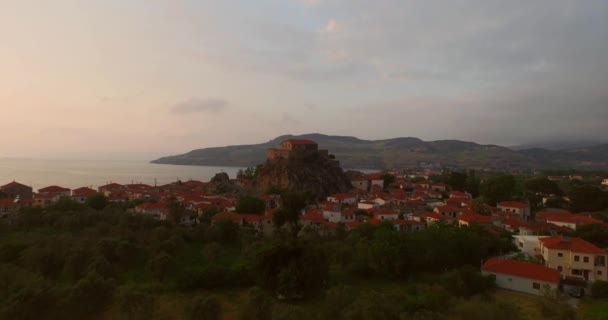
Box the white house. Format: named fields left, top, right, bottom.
left=481, top=258, right=561, bottom=296
left=322, top=207, right=342, bottom=223
left=352, top=178, right=370, bottom=191
left=512, top=235, right=549, bottom=257
left=358, top=201, right=378, bottom=210
left=372, top=209, right=399, bottom=221
left=327, top=193, right=358, bottom=205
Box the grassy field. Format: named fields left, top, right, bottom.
left=492, top=290, right=545, bottom=320
left=578, top=299, right=608, bottom=320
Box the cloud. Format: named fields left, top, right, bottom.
left=298, top=0, right=322, bottom=7
left=170, top=98, right=229, bottom=115
left=324, top=19, right=337, bottom=32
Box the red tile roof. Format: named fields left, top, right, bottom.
left=544, top=214, right=603, bottom=225
left=329, top=193, right=357, bottom=200
left=302, top=210, right=326, bottom=223
left=72, top=187, right=97, bottom=197
left=0, top=198, right=17, bottom=206
left=540, top=236, right=606, bottom=254
left=459, top=213, right=493, bottom=224
left=482, top=258, right=561, bottom=284
left=136, top=203, right=167, bottom=211
left=435, top=205, right=461, bottom=212
left=393, top=219, right=425, bottom=226
left=0, top=181, right=30, bottom=190
left=497, top=201, right=529, bottom=209
left=38, top=185, right=70, bottom=193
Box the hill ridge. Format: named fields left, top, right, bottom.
left=151, top=134, right=608, bottom=170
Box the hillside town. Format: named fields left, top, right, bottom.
left=2, top=139, right=608, bottom=302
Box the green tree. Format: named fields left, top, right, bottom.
left=439, top=265, right=495, bottom=298
left=146, top=252, right=172, bottom=282
left=544, top=197, right=569, bottom=209
left=465, top=170, right=480, bottom=198
left=167, top=196, right=186, bottom=224
left=47, top=197, right=85, bottom=212
left=525, top=178, right=563, bottom=196
left=86, top=193, right=108, bottom=210
left=382, top=173, right=397, bottom=189
left=591, top=280, right=608, bottom=299
left=573, top=224, right=608, bottom=248
left=201, top=207, right=221, bottom=223
left=480, top=174, right=517, bottom=205
left=569, top=185, right=608, bottom=212
left=237, top=166, right=259, bottom=180
left=274, top=192, right=308, bottom=239
left=210, top=219, right=241, bottom=244
left=63, top=249, right=90, bottom=281
left=448, top=171, right=468, bottom=191
left=189, top=296, right=222, bottom=320
left=236, top=196, right=266, bottom=214
left=69, top=272, right=116, bottom=317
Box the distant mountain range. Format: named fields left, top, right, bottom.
left=509, top=140, right=607, bottom=151
left=151, top=134, right=608, bottom=170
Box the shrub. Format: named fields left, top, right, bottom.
left=118, top=289, right=156, bottom=320
left=592, top=280, right=608, bottom=299
left=189, top=296, right=222, bottom=320
left=238, top=287, right=273, bottom=320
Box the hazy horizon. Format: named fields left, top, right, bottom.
left=2, top=0, right=607, bottom=159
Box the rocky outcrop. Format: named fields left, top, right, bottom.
left=252, top=152, right=352, bottom=200
left=206, top=172, right=241, bottom=195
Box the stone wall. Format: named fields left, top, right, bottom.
left=267, top=148, right=291, bottom=161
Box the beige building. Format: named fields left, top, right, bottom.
left=539, top=236, right=607, bottom=282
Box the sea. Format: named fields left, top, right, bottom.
left=0, top=158, right=244, bottom=191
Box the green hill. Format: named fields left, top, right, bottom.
left=151, top=133, right=608, bottom=170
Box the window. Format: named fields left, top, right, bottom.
left=574, top=255, right=580, bottom=262
left=557, top=266, right=563, bottom=272
left=584, top=257, right=589, bottom=263
left=558, top=252, right=563, bottom=257
left=598, top=271, right=603, bottom=276
left=533, top=282, right=541, bottom=290
left=573, top=269, right=581, bottom=276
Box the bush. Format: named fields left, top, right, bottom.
left=321, top=286, right=356, bottom=320
left=343, top=291, right=399, bottom=320
left=238, top=287, right=273, bottom=320
left=177, top=265, right=253, bottom=290
left=189, top=296, right=222, bottom=320
left=439, top=265, right=495, bottom=298
left=118, top=289, right=156, bottom=320
left=86, top=194, right=108, bottom=210
left=592, top=280, right=608, bottom=299
left=69, top=272, right=116, bottom=316
left=451, top=297, right=522, bottom=320
left=146, top=252, right=172, bottom=282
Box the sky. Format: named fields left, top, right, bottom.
left=1, top=0, right=607, bottom=159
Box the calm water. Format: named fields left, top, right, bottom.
left=0, top=158, right=243, bottom=191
